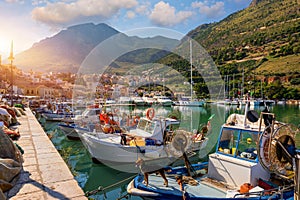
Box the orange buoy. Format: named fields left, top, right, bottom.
left=146, top=108, right=155, bottom=120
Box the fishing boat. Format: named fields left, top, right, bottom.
left=127, top=105, right=298, bottom=199
left=58, top=122, right=80, bottom=140
left=41, top=102, right=74, bottom=121
left=41, top=110, right=74, bottom=122
left=77, top=108, right=208, bottom=173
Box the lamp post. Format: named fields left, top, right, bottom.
left=8, top=41, right=14, bottom=106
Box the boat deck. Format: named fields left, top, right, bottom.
left=137, top=174, right=227, bottom=198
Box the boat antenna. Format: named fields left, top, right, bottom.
left=243, top=94, right=249, bottom=127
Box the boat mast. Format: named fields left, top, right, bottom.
left=190, top=40, right=193, bottom=130
left=8, top=41, right=14, bottom=106
left=190, top=40, right=193, bottom=102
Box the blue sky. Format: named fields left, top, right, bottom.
left=0, top=0, right=252, bottom=57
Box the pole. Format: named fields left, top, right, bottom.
left=295, top=149, right=300, bottom=200
left=8, top=41, right=14, bottom=107
left=190, top=40, right=193, bottom=101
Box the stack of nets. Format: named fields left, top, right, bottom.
left=0, top=130, right=23, bottom=199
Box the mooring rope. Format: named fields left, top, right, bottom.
left=85, top=173, right=138, bottom=197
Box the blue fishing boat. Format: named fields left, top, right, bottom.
left=127, top=105, right=298, bottom=199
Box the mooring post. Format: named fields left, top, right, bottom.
left=295, top=149, right=300, bottom=200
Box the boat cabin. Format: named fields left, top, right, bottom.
left=207, top=113, right=270, bottom=188
left=129, top=117, right=180, bottom=145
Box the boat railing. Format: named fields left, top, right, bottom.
left=233, top=185, right=294, bottom=199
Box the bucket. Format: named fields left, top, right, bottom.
left=130, top=139, right=145, bottom=146
left=232, top=147, right=236, bottom=156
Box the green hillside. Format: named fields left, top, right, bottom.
left=159, top=0, right=300, bottom=100
left=188, top=0, right=299, bottom=65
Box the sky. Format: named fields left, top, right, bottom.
left=0, top=0, right=252, bottom=58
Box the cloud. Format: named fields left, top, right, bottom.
left=192, top=1, right=225, bottom=18
left=149, top=1, right=193, bottom=27
left=32, top=0, right=138, bottom=27
left=135, top=2, right=151, bottom=15
left=126, top=10, right=135, bottom=19
left=5, top=0, right=24, bottom=3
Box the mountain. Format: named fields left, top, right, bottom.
left=15, top=23, right=119, bottom=73
left=15, top=23, right=179, bottom=73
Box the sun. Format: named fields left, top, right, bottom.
left=0, top=35, right=12, bottom=58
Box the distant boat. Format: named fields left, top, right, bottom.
left=154, top=95, right=173, bottom=107
left=177, top=96, right=205, bottom=107
left=118, top=96, right=134, bottom=105
left=133, top=96, right=147, bottom=106
left=41, top=102, right=74, bottom=121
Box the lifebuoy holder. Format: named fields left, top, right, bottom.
left=146, top=108, right=155, bottom=120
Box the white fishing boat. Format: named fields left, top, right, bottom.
left=127, top=104, right=298, bottom=200
left=73, top=105, right=102, bottom=125
left=77, top=108, right=208, bottom=173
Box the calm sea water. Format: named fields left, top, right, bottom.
left=40, top=103, right=300, bottom=200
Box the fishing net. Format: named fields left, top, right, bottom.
left=0, top=130, right=23, bottom=198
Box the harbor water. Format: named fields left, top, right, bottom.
left=38, top=103, right=300, bottom=200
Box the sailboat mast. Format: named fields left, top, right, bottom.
left=190, top=40, right=193, bottom=102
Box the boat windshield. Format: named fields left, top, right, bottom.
left=82, top=109, right=101, bottom=116
left=217, top=127, right=259, bottom=161
left=137, top=119, right=156, bottom=134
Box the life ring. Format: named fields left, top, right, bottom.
left=146, top=108, right=155, bottom=120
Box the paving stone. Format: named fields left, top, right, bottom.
left=39, top=162, right=74, bottom=184
left=8, top=109, right=87, bottom=199
left=44, top=180, right=85, bottom=199
left=37, top=152, right=65, bottom=165
left=22, top=156, right=38, bottom=167
left=9, top=191, right=46, bottom=200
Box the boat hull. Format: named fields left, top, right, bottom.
left=78, top=132, right=179, bottom=173
left=128, top=172, right=294, bottom=200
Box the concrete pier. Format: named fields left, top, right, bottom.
left=5, top=109, right=87, bottom=200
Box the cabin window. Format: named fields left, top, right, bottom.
left=217, top=127, right=259, bottom=161
left=236, top=131, right=258, bottom=160
left=137, top=119, right=155, bottom=134
left=217, top=128, right=239, bottom=155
